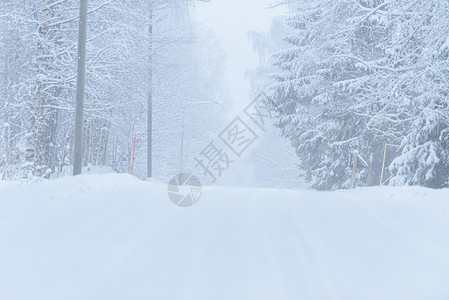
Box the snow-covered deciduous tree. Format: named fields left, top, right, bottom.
left=0, top=0, right=228, bottom=180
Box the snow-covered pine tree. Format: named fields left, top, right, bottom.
left=261, top=0, right=449, bottom=189
left=388, top=1, right=449, bottom=188
left=266, top=0, right=392, bottom=190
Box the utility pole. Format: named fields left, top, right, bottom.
left=147, top=0, right=211, bottom=178
left=147, top=5, right=153, bottom=178
left=73, top=0, right=88, bottom=176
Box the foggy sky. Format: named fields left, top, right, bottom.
left=194, top=0, right=285, bottom=113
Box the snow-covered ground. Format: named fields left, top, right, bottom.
left=1, top=174, right=448, bottom=300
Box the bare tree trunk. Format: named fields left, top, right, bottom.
left=99, top=120, right=110, bottom=166
left=26, top=0, right=58, bottom=177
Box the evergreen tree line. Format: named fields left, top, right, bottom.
left=258, top=0, right=449, bottom=189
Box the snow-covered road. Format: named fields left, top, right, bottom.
left=1, top=174, right=448, bottom=300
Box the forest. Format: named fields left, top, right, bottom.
left=250, top=0, right=449, bottom=189
left=1, top=0, right=448, bottom=190
left=0, top=0, right=227, bottom=182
